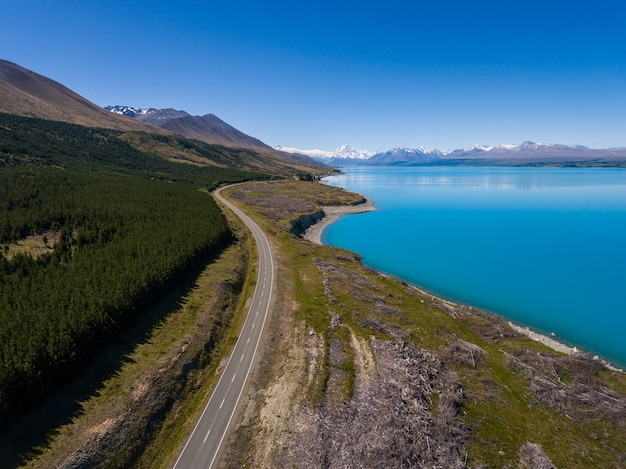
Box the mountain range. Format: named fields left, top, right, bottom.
left=105, top=106, right=276, bottom=151
left=0, top=59, right=324, bottom=174
left=2, top=58, right=625, bottom=169
left=280, top=141, right=626, bottom=167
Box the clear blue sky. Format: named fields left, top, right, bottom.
left=2, top=0, right=625, bottom=151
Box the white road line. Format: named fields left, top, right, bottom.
left=231, top=374, right=236, bottom=383
left=174, top=186, right=275, bottom=469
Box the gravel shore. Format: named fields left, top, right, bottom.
left=303, top=199, right=375, bottom=244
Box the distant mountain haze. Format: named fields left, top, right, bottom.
left=281, top=141, right=626, bottom=166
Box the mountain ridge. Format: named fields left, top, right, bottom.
left=107, top=106, right=324, bottom=168
left=0, top=59, right=325, bottom=173
left=105, top=105, right=190, bottom=125
left=0, top=59, right=164, bottom=133
left=281, top=141, right=626, bottom=166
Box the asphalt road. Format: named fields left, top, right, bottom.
left=172, top=187, right=274, bottom=468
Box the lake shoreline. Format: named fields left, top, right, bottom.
left=302, top=197, right=375, bottom=244
left=304, top=197, right=624, bottom=373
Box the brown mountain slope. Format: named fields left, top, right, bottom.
left=1, top=59, right=326, bottom=174
left=160, top=113, right=272, bottom=150
left=143, top=112, right=326, bottom=170
left=0, top=59, right=162, bottom=133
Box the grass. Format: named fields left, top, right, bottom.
left=332, top=326, right=357, bottom=402
left=3, top=231, right=60, bottom=260
left=221, top=179, right=626, bottom=467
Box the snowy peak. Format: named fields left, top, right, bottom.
left=105, top=105, right=146, bottom=118
left=331, top=144, right=374, bottom=160
left=275, top=144, right=373, bottom=161
left=275, top=141, right=626, bottom=166
left=105, top=106, right=190, bottom=125
left=275, top=146, right=331, bottom=158
left=368, top=147, right=443, bottom=164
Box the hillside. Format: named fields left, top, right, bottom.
left=0, top=60, right=162, bottom=133
left=160, top=113, right=271, bottom=149
left=0, top=59, right=326, bottom=176
left=107, top=107, right=326, bottom=171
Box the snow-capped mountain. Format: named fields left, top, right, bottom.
left=330, top=144, right=375, bottom=160
left=279, top=141, right=626, bottom=166
left=276, top=144, right=374, bottom=164
left=105, top=105, right=277, bottom=150
left=274, top=146, right=334, bottom=158
left=368, top=147, right=446, bottom=164
left=445, top=141, right=595, bottom=159
left=105, top=106, right=189, bottom=125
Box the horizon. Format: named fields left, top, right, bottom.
left=276, top=140, right=626, bottom=157
left=2, top=1, right=625, bottom=151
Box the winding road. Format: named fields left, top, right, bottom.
left=173, top=186, right=274, bottom=468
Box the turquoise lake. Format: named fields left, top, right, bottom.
left=323, top=166, right=626, bottom=368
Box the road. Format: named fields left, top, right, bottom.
left=173, top=186, right=274, bottom=468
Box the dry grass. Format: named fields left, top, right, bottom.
left=3, top=230, right=61, bottom=260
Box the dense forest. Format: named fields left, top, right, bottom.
left=0, top=113, right=264, bottom=185
left=0, top=114, right=267, bottom=423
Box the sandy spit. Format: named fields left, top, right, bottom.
left=303, top=198, right=375, bottom=245
left=508, top=322, right=622, bottom=371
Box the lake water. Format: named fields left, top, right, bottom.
left=323, top=166, right=626, bottom=368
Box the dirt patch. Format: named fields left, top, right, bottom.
left=276, top=340, right=468, bottom=468
left=4, top=229, right=61, bottom=259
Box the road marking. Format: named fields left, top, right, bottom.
left=231, top=374, right=236, bottom=383
left=174, top=187, right=276, bottom=469
left=247, top=337, right=250, bottom=344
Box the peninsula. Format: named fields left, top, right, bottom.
left=303, top=197, right=375, bottom=244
